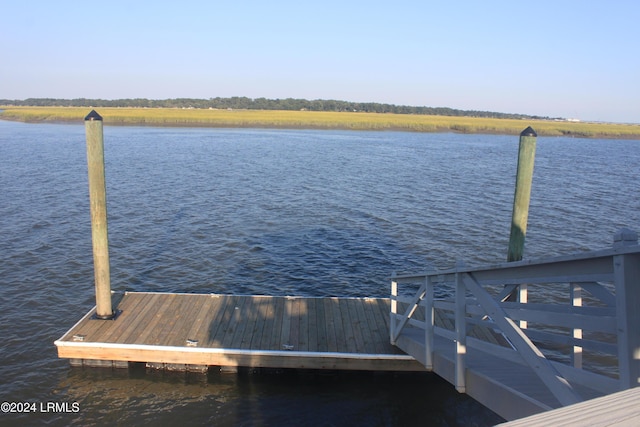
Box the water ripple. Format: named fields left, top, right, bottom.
left=1, top=122, right=638, bottom=426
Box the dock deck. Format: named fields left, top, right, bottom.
left=55, top=292, right=423, bottom=372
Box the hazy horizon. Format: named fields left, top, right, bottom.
left=1, top=1, right=638, bottom=123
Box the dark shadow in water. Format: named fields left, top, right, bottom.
left=47, top=365, right=504, bottom=427
left=228, top=225, right=443, bottom=298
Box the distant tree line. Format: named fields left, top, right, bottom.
left=0, top=97, right=556, bottom=120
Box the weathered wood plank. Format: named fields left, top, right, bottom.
left=306, top=299, right=316, bottom=351
left=315, top=297, right=328, bottom=352
left=163, top=294, right=208, bottom=347
left=231, top=295, right=253, bottom=349
left=221, top=295, right=248, bottom=348
left=338, top=298, right=357, bottom=353
left=137, top=294, right=180, bottom=345
left=250, top=296, right=269, bottom=349
left=67, top=294, right=134, bottom=344
left=375, top=298, right=392, bottom=332
left=207, top=295, right=235, bottom=346
left=94, top=293, right=148, bottom=343
left=184, top=294, right=220, bottom=347
left=118, top=293, right=165, bottom=344
left=267, top=296, right=285, bottom=351
left=153, top=293, right=197, bottom=346
left=353, top=298, right=375, bottom=354
left=362, top=299, right=387, bottom=354
left=299, top=298, right=309, bottom=350
left=240, top=296, right=261, bottom=350
left=279, top=297, right=293, bottom=350
left=323, top=298, right=339, bottom=352
left=289, top=297, right=302, bottom=351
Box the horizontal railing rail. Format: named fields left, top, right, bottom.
left=390, top=228, right=640, bottom=406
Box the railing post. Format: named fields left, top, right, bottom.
left=570, top=283, right=583, bottom=369
left=613, top=228, right=640, bottom=389
left=390, top=273, right=398, bottom=345
left=85, top=110, right=114, bottom=319
left=518, top=284, right=528, bottom=329
left=455, top=261, right=467, bottom=393
left=424, top=275, right=434, bottom=371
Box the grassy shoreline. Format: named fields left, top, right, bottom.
left=1, top=106, right=639, bottom=139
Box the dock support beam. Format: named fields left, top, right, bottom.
left=505, top=127, right=537, bottom=302
left=85, top=110, right=114, bottom=319
left=507, top=126, right=537, bottom=262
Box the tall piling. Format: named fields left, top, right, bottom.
left=507, top=126, right=537, bottom=262
left=85, top=110, right=114, bottom=319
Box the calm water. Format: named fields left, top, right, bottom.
left=1, top=120, right=639, bottom=426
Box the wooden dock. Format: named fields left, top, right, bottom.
left=55, top=230, right=639, bottom=423
left=55, top=292, right=423, bottom=372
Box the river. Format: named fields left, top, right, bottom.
left=1, top=120, right=638, bottom=426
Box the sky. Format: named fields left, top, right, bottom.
left=1, top=0, right=638, bottom=123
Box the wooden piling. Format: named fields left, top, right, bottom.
left=507, top=127, right=537, bottom=262
left=85, top=110, right=114, bottom=319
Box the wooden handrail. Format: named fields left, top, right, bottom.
left=390, top=229, right=640, bottom=402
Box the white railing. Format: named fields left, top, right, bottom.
left=390, top=229, right=640, bottom=406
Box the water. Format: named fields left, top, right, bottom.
left=1, top=120, right=638, bottom=426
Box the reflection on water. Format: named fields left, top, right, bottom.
left=55, top=366, right=503, bottom=426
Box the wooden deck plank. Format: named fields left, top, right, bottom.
left=218, top=295, right=246, bottom=348
left=150, top=293, right=194, bottom=346
left=185, top=294, right=220, bottom=347
left=229, top=295, right=251, bottom=349
left=59, top=307, right=102, bottom=342
left=164, top=294, right=211, bottom=347
left=206, top=295, right=235, bottom=346
left=289, top=297, right=301, bottom=351
left=280, top=297, right=293, bottom=350
left=375, top=298, right=392, bottom=332
left=93, top=293, right=148, bottom=343
left=250, top=296, right=269, bottom=350
left=136, top=294, right=179, bottom=345
left=314, top=297, right=328, bottom=352
left=372, top=299, right=393, bottom=353
left=349, top=298, right=369, bottom=353
left=323, top=298, right=338, bottom=352
left=66, top=293, right=139, bottom=344
left=268, top=296, right=285, bottom=351
left=238, top=296, right=261, bottom=350
left=64, top=293, right=140, bottom=343
left=331, top=298, right=349, bottom=352
left=298, top=298, right=310, bottom=352
left=363, top=299, right=387, bottom=354
left=117, top=293, right=164, bottom=344
left=354, top=298, right=377, bottom=354
left=338, top=298, right=358, bottom=353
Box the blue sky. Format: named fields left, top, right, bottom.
left=1, top=1, right=638, bottom=123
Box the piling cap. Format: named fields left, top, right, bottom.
left=85, top=110, right=103, bottom=121
left=520, top=126, right=537, bottom=137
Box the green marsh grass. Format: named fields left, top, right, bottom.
left=1, top=106, right=639, bottom=139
